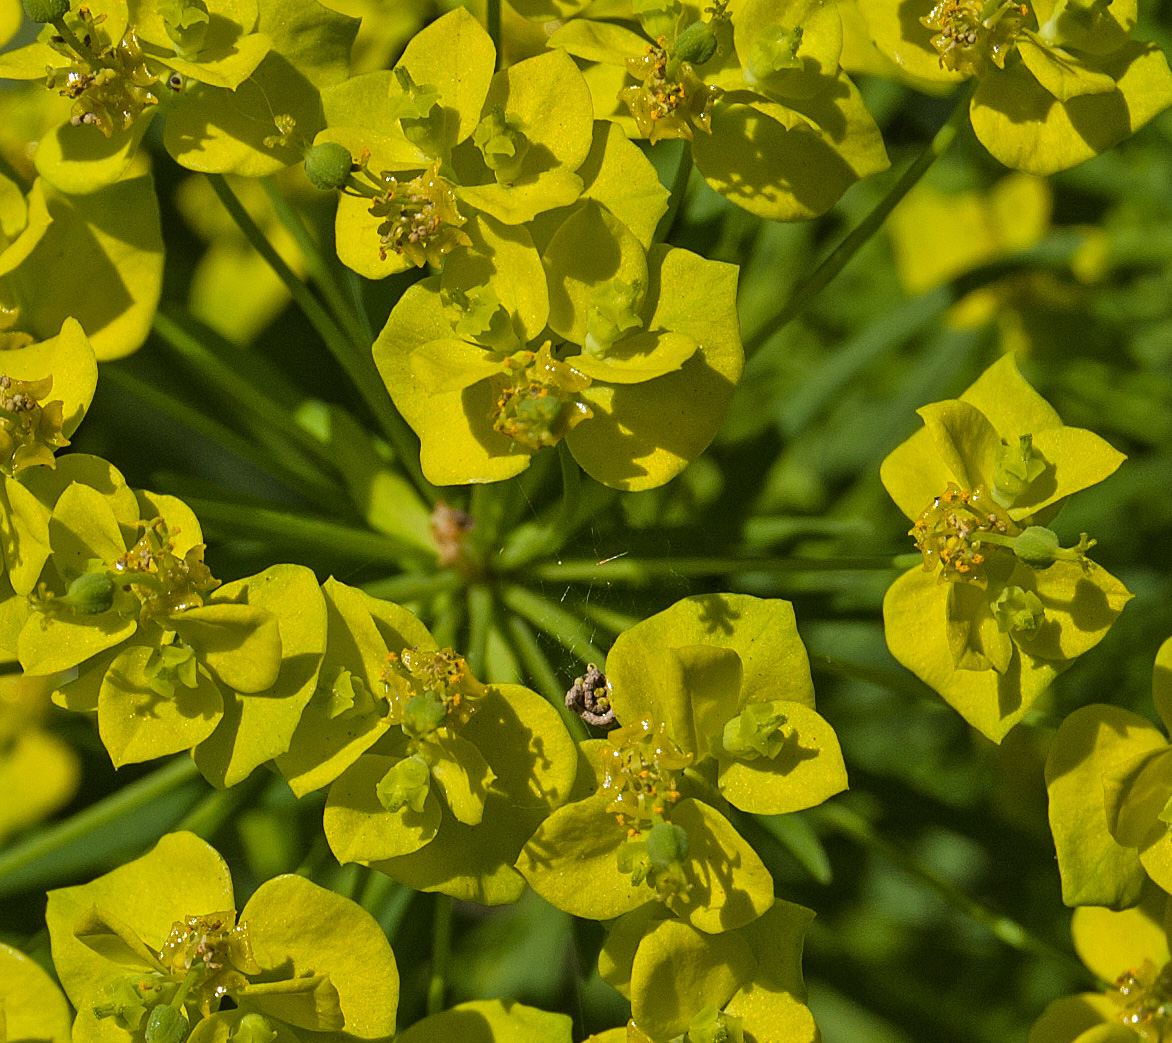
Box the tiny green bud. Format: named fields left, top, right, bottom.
left=617, top=838, right=651, bottom=886
left=324, top=668, right=375, bottom=719
left=22, top=0, right=70, bottom=24
left=722, top=701, right=790, bottom=760
left=991, top=585, right=1045, bottom=633
left=749, top=26, right=804, bottom=79
left=687, top=1004, right=745, bottom=1043
left=584, top=278, right=643, bottom=357
left=992, top=434, right=1047, bottom=508
left=645, top=820, right=689, bottom=870
left=145, top=1004, right=189, bottom=1043
left=304, top=142, right=354, bottom=191
left=376, top=755, right=432, bottom=814
left=61, top=572, right=116, bottom=615
left=402, top=691, right=448, bottom=738
left=159, top=0, right=210, bottom=55
left=472, top=105, right=529, bottom=185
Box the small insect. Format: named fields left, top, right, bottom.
left=167, top=71, right=184, bottom=91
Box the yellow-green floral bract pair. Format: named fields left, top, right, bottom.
left=273, top=577, right=578, bottom=905
left=541, top=0, right=891, bottom=220
left=45, top=831, right=398, bottom=1043
left=881, top=353, right=1131, bottom=743
left=1029, top=888, right=1172, bottom=1043
left=857, top=0, right=1172, bottom=173
left=373, top=204, right=743, bottom=490
left=519, top=594, right=846, bottom=930
left=1046, top=636, right=1172, bottom=909
left=0, top=0, right=359, bottom=193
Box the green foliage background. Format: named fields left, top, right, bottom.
left=4, top=0, right=1172, bottom=1040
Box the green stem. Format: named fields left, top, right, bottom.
left=427, top=893, right=454, bottom=1016
left=466, top=583, right=494, bottom=680
left=500, top=585, right=606, bottom=665
left=653, top=141, right=693, bottom=245
left=51, top=15, right=97, bottom=62
left=750, top=80, right=977, bottom=354
left=486, top=0, right=502, bottom=67
left=259, top=177, right=371, bottom=353
left=504, top=615, right=589, bottom=741
left=103, top=362, right=343, bottom=512
left=532, top=554, right=919, bottom=585
left=205, top=174, right=436, bottom=505
left=152, top=311, right=338, bottom=476
left=0, top=757, right=202, bottom=888
left=816, top=802, right=1093, bottom=981
left=174, top=773, right=262, bottom=841
left=182, top=496, right=427, bottom=566
left=574, top=600, right=641, bottom=636
left=362, top=570, right=463, bottom=603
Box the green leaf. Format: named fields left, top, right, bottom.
left=318, top=70, right=432, bottom=171
left=1, top=176, right=163, bottom=360
left=242, top=872, right=399, bottom=1038
left=718, top=702, right=848, bottom=815
left=628, top=918, right=756, bottom=1039
left=664, top=798, right=776, bottom=933
left=394, top=6, right=496, bottom=149
left=194, top=564, right=328, bottom=788
left=158, top=32, right=273, bottom=89
left=572, top=330, right=700, bottom=385
left=98, top=645, right=224, bottom=767
left=276, top=578, right=432, bottom=795
left=543, top=201, right=649, bottom=348
left=0, top=942, right=72, bottom=1043
left=970, top=42, right=1172, bottom=175
left=884, top=566, right=1059, bottom=743
left=440, top=214, right=550, bottom=345
left=171, top=602, right=282, bottom=694
left=396, top=999, right=573, bottom=1043
left=915, top=398, right=1002, bottom=493
left=567, top=245, right=743, bottom=491
left=371, top=684, right=577, bottom=904
left=854, top=0, right=969, bottom=84
left=1017, top=37, right=1118, bottom=101
left=0, top=726, right=79, bottom=845
left=1045, top=704, right=1162, bottom=907
left=71, top=905, right=163, bottom=969
left=48, top=480, right=124, bottom=581
left=518, top=792, right=654, bottom=919
left=325, top=752, right=441, bottom=862
left=46, top=832, right=234, bottom=1019
left=572, top=121, right=670, bottom=250
left=691, top=73, right=889, bottom=221
left=0, top=317, right=99, bottom=439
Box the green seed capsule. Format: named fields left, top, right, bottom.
left=304, top=142, right=355, bottom=191
left=145, top=1004, right=189, bottom=1043
left=673, top=18, right=720, bottom=65
left=62, top=572, right=116, bottom=615
left=22, top=0, right=71, bottom=23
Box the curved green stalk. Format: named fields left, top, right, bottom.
left=205, top=174, right=438, bottom=506
left=504, top=615, right=589, bottom=741
left=427, top=893, right=454, bottom=1015
left=0, top=757, right=203, bottom=893
left=749, top=80, right=978, bottom=356
left=532, top=554, right=920, bottom=584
